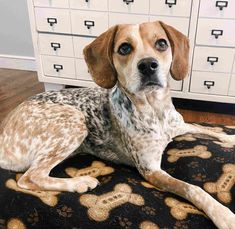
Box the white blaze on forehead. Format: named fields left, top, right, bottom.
left=130, top=24, right=144, bottom=57
left=123, top=24, right=144, bottom=93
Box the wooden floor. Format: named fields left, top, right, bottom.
left=0, top=68, right=234, bottom=125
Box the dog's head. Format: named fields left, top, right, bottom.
left=83, top=21, right=189, bottom=94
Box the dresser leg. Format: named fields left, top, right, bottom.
left=44, top=83, right=65, bottom=92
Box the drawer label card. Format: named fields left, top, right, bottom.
left=53, top=64, right=63, bottom=72
left=216, top=1, right=229, bottom=11
left=211, top=29, right=223, bottom=39
left=84, top=20, right=95, bottom=29
left=47, top=18, right=57, bottom=27
left=204, top=80, right=215, bottom=89
left=207, top=56, right=219, bottom=66
left=51, top=43, right=61, bottom=51
left=165, top=0, right=177, bottom=8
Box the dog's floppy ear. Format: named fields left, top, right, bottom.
left=159, top=21, right=190, bottom=81
left=83, top=26, right=118, bottom=89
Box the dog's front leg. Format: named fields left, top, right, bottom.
left=144, top=169, right=235, bottom=229
left=178, top=123, right=235, bottom=144
left=135, top=147, right=235, bottom=229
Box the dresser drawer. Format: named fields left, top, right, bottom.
left=150, top=16, right=189, bottom=36
left=109, top=0, right=149, bottom=14
left=71, top=10, right=108, bottom=36
left=35, top=8, right=71, bottom=34
left=196, top=19, right=235, bottom=47
left=228, top=75, right=235, bottom=96
left=33, top=0, right=69, bottom=8
left=70, top=0, right=108, bottom=11
left=42, top=55, right=76, bottom=79
left=193, top=46, right=235, bottom=73
left=199, top=0, right=235, bottom=19
left=109, top=13, right=149, bottom=26
left=75, top=59, right=93, bottom=81
left=38, top=33, right=74, bottom=57
left=73, top=36, right=95, bottom=59
left=149, top=0, right=192, bottom=17
left=190, top=71, right=230, bottom=95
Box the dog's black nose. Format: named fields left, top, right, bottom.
left=137, top=58, right=159, bottom=76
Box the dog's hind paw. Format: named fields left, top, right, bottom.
left=74, top=176, right=99, bottom=193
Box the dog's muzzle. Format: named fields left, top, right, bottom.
left=137, top=57, right=163, bottom=87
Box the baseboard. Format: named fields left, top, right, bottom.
left=173, top=98, right=235, bottom=115
left=0, top=54, right=36, bottom=71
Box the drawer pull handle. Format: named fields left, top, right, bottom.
left=216, top=1, right=228, bottom=10
left=207, top=57, right=219, bottom=65
left=47, top=18, right=57, bottom=27
left=54, top=64, right=63, bottom=72
left=84, top=20, right=95, bottom=29
left=51, top=43, right=61, bottom=51
left=85, top=0, right=89, bottom=2
left=123, top=0, right=134, bottom=5
left=165, top=0, right=177, bottom=8
left=211, top=29, right=223, bottom=39
left=204, top=81, right=215, bottom=89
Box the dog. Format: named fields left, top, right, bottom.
left=0, top=21, right=235, bottom=228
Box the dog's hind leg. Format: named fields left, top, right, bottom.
left=16, top=106, right=99, bottom=193
left=17, top=147, right=99, bottom=193
left=1, top=101, right=98, bottom=193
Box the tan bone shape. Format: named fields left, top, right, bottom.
left=6, top=174, right=60, bottom=206
left=167, top=145, right=212, bottom=163
left=65, top=161, right=114, bottom=178
left=204, top=164, right=235, bottom=204
left=165, top=197, right=205, bottom=220
left=80, top=183, right=144, bottom=221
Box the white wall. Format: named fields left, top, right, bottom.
left=0, top=0, right=35, bottom=70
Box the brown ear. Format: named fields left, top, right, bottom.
left=83, top=26, right=118, bottom=88
left=159, top=21, right=190, bottom=81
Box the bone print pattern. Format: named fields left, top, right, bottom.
left=65, top=161, right=114, bottom=178
left=204, top=164, right=235, bottom=204
left=6, top=174, right=60, bottom=207
left=165, top=197, right=206, bottom=220
left=167, top=145, right=212, bottom=163
left=0, top=125, right=234, bottom=229
left=80, top=183, right=144, bottom=221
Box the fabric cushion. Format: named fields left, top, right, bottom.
left=0, top=123, right=235, bottom=229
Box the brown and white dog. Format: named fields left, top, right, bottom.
left=0, top=21, right=235, bottom=228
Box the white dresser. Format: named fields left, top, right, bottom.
left=27, top=0, right=235, bottom=103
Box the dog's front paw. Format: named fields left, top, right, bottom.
left=220, top=134, right=235, bottom=143
left=213, top=135, right=235, bottom=148
left=213, top=206, right=235, bottom=229
left=227, top=135, right=235, bottom=143
left=74, top=176, right=99, bottom=193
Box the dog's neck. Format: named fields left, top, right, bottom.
left=110, top=84, right=174, bottom=120
left=110, top=84, right=185, bottom=141
left=112, top=85, right=173, bottom=115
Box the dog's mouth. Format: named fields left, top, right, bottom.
left=145, top=81, right=162, bottom=87
left=144, top=81, right=163, bottom=88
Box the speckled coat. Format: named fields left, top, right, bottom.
left=1, top=21, right=235, bottom=229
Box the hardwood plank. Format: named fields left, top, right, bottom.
left=0, top=69, right=44, bottom=122
left=177, top=108, right=235, bottom=126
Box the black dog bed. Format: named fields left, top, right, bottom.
left=0, top=123, right=234, bottom=229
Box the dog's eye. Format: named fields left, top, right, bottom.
left=118, top=43, right=132, bottom=55
left=155, top=39, right=168, bottom=52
